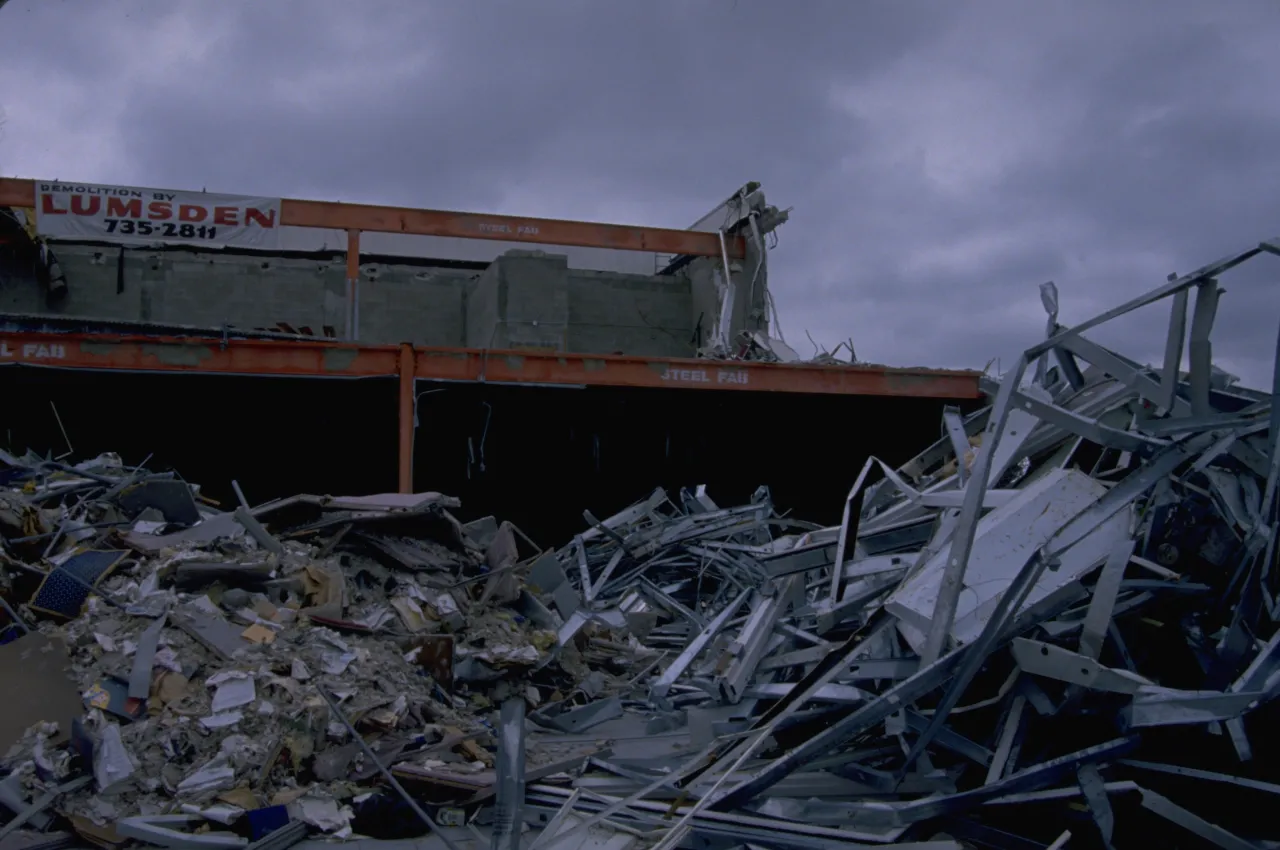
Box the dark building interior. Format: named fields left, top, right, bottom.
left=0, top=366, right=982, bottom=541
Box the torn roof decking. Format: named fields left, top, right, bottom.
left=0, top=328, right=981, bottom=399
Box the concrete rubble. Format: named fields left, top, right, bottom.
left=3, top=238, right=1280, bottom=849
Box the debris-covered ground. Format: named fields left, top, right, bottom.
left=4, top=239, right=1280, bottom=850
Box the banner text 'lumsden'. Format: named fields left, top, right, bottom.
left=34, top=182, right=284, bottom=250
left=38, top=184, right=276, bottom=229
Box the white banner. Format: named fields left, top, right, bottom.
left=34, top=181, right=283, bottom=250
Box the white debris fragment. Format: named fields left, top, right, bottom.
left=473, top=644, right=540, bottom=666
left=181, top=803, right=245, bottom=825
left=208, top=671, right=256, bottom=713
left=177, top=757, right=237, bottom=797
left=136, top=569, right=161, bottom=597
left=428, top=590, right=465, bottom=630
left=200, top=711, right=243, bottom=730
left=188, top=596, right=222, bottom=616
left=315, top=629, right=350, bottom=651
left=153, top=646, right=184, bottom=673
left=320, top=650, right=357, bottom=675
left=30, top=723, right=65, bottom=777
left=293, top=794, right=354, bottom=837
left=94, top=723, right=137, bottom=792
left=353, top=605, right=394, bottom=630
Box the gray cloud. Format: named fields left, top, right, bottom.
left=2, top=0, right=1279, bottom=385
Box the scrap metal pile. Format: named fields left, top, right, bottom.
left=2, top=237, right=1280, bottom=849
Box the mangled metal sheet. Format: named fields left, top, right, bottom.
left=886, top=467, right=1131, bottom=650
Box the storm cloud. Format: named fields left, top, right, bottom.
left=3, top=0, right=1279, bottom=384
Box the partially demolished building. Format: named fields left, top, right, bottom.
left=0, top=234, right=1279, bottom=848
left=5, top=174, right=1280, bottom=848
left=0, top=178, right=979, bottom=534
left=1, top=180, right=789, bottom=357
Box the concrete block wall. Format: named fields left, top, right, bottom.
left=461, top=251, right=694, bottom=356
left=464, top=251, right=570, bottom=351
left=0, top=245, right=343, bottom=334
left=0, top=244, right=473, bottom=345
left=688, top=260, right=722, bottom=350
left=142, top=252, right=348, bottom=333
left=1, top=244, right=151, bottom=322
left=0, top=242, right=745, bottom=358
left=356, top=262, right=470, bottom=347
left=567, top=269, right=692, bottom=356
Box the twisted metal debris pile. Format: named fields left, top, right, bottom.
left=522, top=239, right=1280, bottom=850
left=2, top=237, right=1280, bottom=849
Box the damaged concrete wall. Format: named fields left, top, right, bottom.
left=0, top=244, right=472, bottom=345
left=567, top=269, right=691, bottom=356
left=684, top=239, right=770, bottom=353
left=678, top=185, right=780, bottom=354
left=462, top=251, right=693, bottom=355
left=0, top=242, right=722, bottom=355
left=464, top=250, right=571, bottom=351
left=355, top=261, right=471, bottom=347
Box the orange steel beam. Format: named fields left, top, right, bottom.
left=0, top=177, right=744, bottom=258
left=0, top=332, right=982, bottom=399
left=398, top=342, right=416, bottom=494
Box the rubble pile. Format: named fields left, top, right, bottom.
left=0, top=466, right=637, bottom=845
left=741, top=330, right=861, bottom=366
left=2, top=240, right=1280, bottom=849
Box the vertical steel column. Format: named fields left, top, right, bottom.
left=398, top=343, right=415, bottom=494
left=716, top=229, right=736, bottom=350
left=920, top=355, right=1028, bottom=665
left=1157, top=284, right=1188, bottom=414
left=345, top=228, right=361, bottom=340
left=491, top=698, right=527, bottom=850
left=1188, top=278, right=1221, bottom=417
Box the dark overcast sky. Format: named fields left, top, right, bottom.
left=3, top=0, right=1280, bottom=386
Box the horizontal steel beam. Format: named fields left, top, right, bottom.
left=0, top=331, right=983, bottom=398
left=0, top=177, right=743, bottom=258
